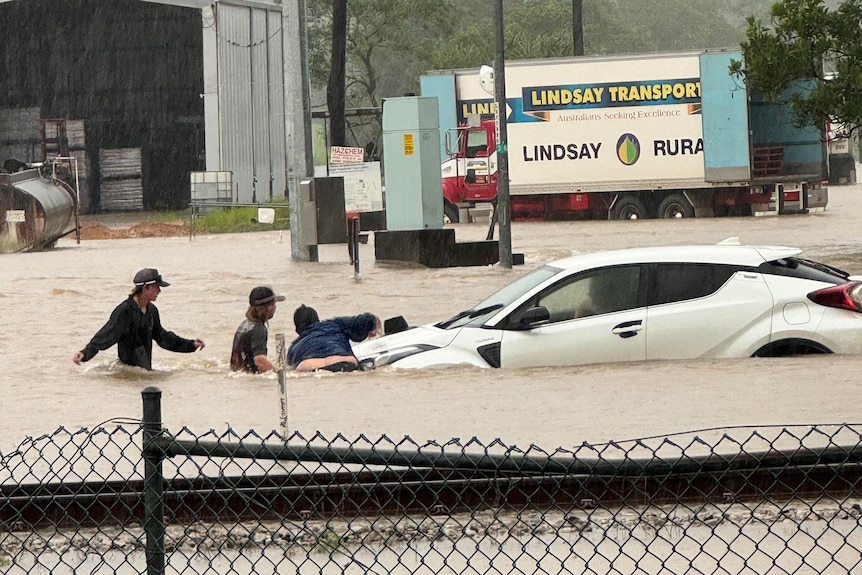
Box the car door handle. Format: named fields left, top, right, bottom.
left=612, top=320, right=643, bottom=339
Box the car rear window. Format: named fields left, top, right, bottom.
left=648, top=263, right=738, bottom=306
left=759, top=257, right=848, bottom=285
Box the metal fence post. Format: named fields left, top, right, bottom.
left=276, top=333, right=289, bottom=435
left=349, top=216, right=360, bottom=277
left=142, top=386, right=166, bottom=575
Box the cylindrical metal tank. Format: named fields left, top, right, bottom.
left=0, top=169, right=77, bottom=253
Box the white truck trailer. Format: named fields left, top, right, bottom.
left=419, top=50, right=828, bottom=221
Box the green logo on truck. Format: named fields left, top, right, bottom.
left=616, top=133, right=641, bottom=165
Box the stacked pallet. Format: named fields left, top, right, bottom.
left=99, top=148, right=143, bottom=211
left=65, top=120, right=86, bottom=150
left=43, top=119, right=94, bottom=213
left=63, top=120, right=92, bottom=212
left=67, top=150, right=92, bottom=211
left=0, top=107, right=40, bottom=165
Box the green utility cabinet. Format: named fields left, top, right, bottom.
left=381, top=96, right=443, bottom=231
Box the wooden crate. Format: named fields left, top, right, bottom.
left=65, top=120, right=86, bottom=150
left=100, top=148, right=142, bottom=179
left=100, top=178, right=144, bottom=211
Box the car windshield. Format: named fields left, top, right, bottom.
left=436, top=264, right=563, bottom=329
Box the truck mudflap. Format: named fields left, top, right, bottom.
left=748, top=181, right=828, bottom=216
left=807, top=183, right=829, bottom=211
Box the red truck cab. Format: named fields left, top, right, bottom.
left=441, top=119, right=497, bottom=223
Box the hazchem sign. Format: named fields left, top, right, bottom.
left=330, top=146, right=365, bottom=165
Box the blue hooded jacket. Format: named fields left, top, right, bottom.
left=287, top=313, right=377, bottom=368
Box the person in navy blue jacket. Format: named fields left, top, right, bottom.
left=287, top=304, right=381, bottom=372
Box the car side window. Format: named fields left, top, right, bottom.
left=648, top=263, right=737, bottom=306
left=759, top=258, right=846, bottom=285
left=504, top=265, right=642, bottom=327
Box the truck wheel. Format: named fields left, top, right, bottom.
left=657, top=193, right=695, bottom=218
left=610, top=196, right=648, bottom=220
left=444, top=202, right=460, bottom=224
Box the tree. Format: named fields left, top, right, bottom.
left=308, top=0, right=458, bottom=107
left=429, top=1, right=574, bottom=70
left=429, top=0, right=755, bottom=71
left=573, top=0, right=584, bottom=56
left=730, top=0, right=862, bottom=137
left=585, top=0, right=753, bottom=54
left=307, top=0, right=458, bottom=150
left=305, top=0, right=787, bottom=150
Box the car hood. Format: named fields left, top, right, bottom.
left=353, top=323, right=460, bottom=359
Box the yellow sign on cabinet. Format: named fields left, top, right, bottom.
left=403, top=134, right=414, bottom=155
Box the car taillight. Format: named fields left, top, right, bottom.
left=807, top=281, right=862, bottom=312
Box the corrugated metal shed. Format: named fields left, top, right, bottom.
left=141, top=0, right=212, bottom=7
left=0, top=0, right=287, bottom=210
left=148, top=0, right=288, bottom=204
left=206, top=1, right=287, bottom=204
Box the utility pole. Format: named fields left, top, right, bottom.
left=573, top=0, right=584, bottom=56
left=284, top=0, right=316, bottom=261
left=328, top=0, right=347, bottom=146
left=493, top=0, right=512, bottom=269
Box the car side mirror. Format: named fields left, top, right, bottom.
left=384, top=315, right=409, bottom=334
left=518, top=306, right=550, bottom=329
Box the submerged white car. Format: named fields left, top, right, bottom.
left=355, top=242, right=862, bottom=369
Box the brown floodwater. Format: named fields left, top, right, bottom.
left=2, top=176, right=862, bottom=455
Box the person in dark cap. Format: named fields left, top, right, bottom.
left=72, top=268, right=205, bottom=370
left=287, top=304, right=381, bottom=372
left=230, top=286, right=286, bottom=373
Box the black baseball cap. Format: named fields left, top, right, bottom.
left=249, top=286, right=286, bottom=306
left=134, top=268, right=170, bottom=287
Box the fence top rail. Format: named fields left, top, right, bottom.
left=155, top=434, right=862, bottom=477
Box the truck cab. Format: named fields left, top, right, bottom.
left=441, top=119, right=497, bottom=223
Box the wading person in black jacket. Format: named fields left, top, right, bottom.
left=72, top=268, right=205, bottom=370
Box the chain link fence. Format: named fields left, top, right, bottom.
left=2, top=387, right=862, bottom=574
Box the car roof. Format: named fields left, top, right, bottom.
left=546, top=244, right=803, bottom=271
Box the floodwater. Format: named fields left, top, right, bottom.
left=3, top=176, right=862, bottom=455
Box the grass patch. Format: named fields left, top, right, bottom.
left=146, top=210, right=189, bottom=223
left=192, top=205, right=291, bottom=234
left=314, top=524, right=342, bottom=554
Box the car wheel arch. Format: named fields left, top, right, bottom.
left=752, top=338, right=832, bottom=357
